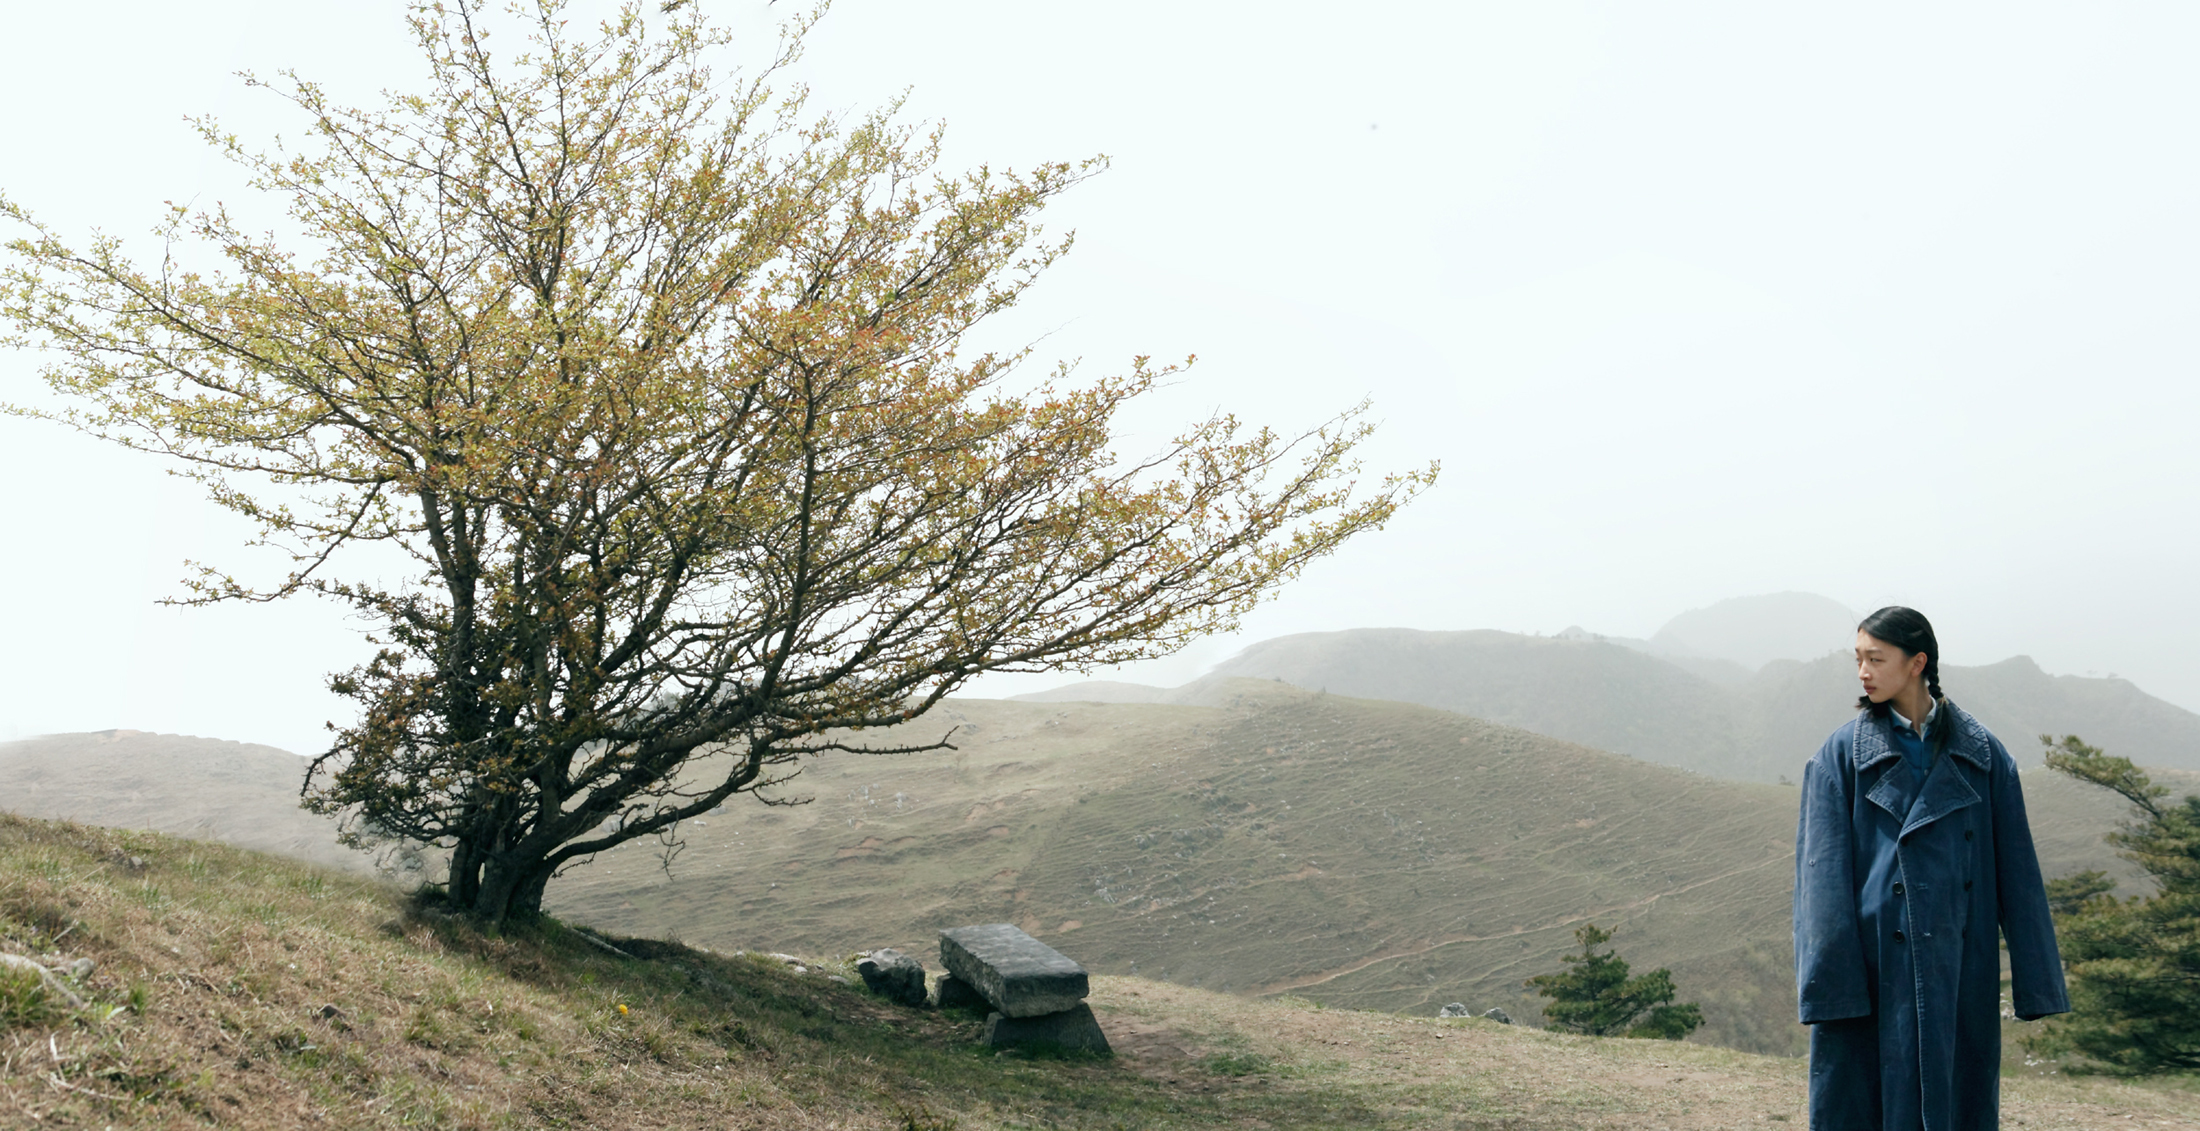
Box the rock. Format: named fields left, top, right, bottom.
left=931, top=973, right=987, bottom=1011
left=981, top=1002, right=1111, bottom=1054
left=856, top=948, right=928, bottom=1007
left=937, top=923, right=1088, bottom=1019
left=66, top=958, right=95, bottom=981
left=1483, top=1007, right=1512, bottom=1025
left=1437, top=1002, right=1470, bottom=1018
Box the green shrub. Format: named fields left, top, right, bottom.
left=2026, top=736, right=2200, bottom=1074
left=1526, top=923, right=1703, bottom=1039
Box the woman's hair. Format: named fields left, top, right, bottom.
left=1855, top=606, right=1947, bottom=743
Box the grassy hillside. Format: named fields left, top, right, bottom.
left=7, top=813, right=2195, bottom=1130
left=1184, top=629, right=2200, bottom=781
left=550, top=682, right=2147, bottom=1059
left=5, top=690, right=2171, bottom=1064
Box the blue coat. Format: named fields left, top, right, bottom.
left=1793, top=702, right=2068, bottom=1131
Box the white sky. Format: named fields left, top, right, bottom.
left=4, top=1, right=2197, bottom=755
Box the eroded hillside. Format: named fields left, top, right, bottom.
left=556, top=682, right=1804, bottom=1054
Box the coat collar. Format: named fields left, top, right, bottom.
left=1851, top=699, right=1992, bottom=774
left=1855, top=701, right=1993, bottom=836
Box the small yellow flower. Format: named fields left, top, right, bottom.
left=616, top=1003, right=629, bottom=1016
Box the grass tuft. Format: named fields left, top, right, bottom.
left=0, top=966, right=63, bottom=1029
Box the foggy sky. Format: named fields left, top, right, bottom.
left=5, top=1, right=2197, bottom=756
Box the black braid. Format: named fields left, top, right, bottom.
left=1924, top=665, right=1950, bottom=751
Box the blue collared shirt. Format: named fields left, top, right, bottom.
left=1890, top=698, right=1939, bottom=783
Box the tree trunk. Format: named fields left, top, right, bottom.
left=448, top=838, right=481, bottom=908
left=470, top=852, right=554, bottom=924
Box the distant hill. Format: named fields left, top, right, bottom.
left=0, top=730, right=367, bottom=874
left=1012, top=679, right=1183, bottom=705
left=1648, top=592, right=1859, bottom=671
left=1174, top=629, right=2200, bottom=782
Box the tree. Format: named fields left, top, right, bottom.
left=0, top=1, right=1430, bottom=924
left=2024, top=735, right=2200, bottom=1074
left=1527, top=923, right=1703, bottom=1039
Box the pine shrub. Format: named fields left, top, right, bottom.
left=1526, top=923, right=1703, bottom=1039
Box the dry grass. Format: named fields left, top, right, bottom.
left=1092, top=979, right=2200, bottom=1130
left=4, top=812, right=2196, bottom=1129
left=0, top=812, right=982, bottom=1129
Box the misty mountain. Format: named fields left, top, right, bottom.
left=1646, top=591, right=1859, bottom=671
left=1030, top=628, right=2200, bottom=782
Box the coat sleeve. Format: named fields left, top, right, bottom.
left=1991, top=742, right=2070, bottom=1020
left=1794, top=742, right=1871, bottom=1023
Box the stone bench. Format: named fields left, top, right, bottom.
left=938, top=923, right=1108, bottom=1053
left=938, top=923, right=1089, bottom=1017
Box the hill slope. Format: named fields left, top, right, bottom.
left=1646, top=592, right=1860, bottom=670
left=3, top=693, right=2172, bottom=1061
left=549, top=682, right=2160, bottom=1058
left=7, top=813, right=2195, bottom=1129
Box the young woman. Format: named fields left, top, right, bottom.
left=1792, top=607, right=2067, bottom=1130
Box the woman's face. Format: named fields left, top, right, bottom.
left=1855, top=630, right=1928, bottom=704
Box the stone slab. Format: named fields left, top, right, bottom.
left=981, top=1003, right=1111, bottom=1054
left=937, top=923, right=1089, bottom=1019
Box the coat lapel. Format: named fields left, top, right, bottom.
left=1897, top=700, right=1989, bottom=838
left=1899, top=752, right=1982, bottom=837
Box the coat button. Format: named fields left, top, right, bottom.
left=1964, top=880, right=1973, bottom=891
left=1893, top=882, right=1905, bottom=896
left=1893, top=930, right=1906, bottom=942
left=1965, top=830, right=1974, bottom=841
